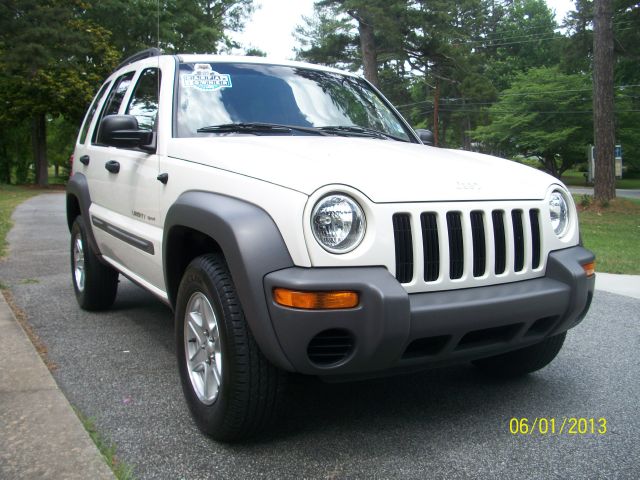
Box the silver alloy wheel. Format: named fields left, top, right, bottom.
left=184, top=292, right=223, bottom=405
left=73, top=235, right=85, bottom=292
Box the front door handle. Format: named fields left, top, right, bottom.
left=79, top=155, right=90, bottom=166
left=105, top=160, right=120, bottom=174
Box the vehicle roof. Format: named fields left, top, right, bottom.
left=175, top=54, right=360, bottom=78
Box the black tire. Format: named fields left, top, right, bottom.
left=472, top=332, right=567, bottom=378
left=70, top=216, right=118, bottom=310
left=175, top=254, right=286, bottom=441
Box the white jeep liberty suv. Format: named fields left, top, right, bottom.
left=67, top=49, right=595, bottom=441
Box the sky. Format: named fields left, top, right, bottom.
left=232, top=0, right=577, bottom=60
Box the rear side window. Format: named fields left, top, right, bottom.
left=92, top=71, right=135, bottom=144
left=78, top=81, right=111, bottom=145
left=126, top=68, right=161, bottom=131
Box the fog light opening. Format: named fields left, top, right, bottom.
left=273, top=288, right=359, bottom=310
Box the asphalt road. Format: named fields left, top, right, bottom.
left=2, top=194, right=639, bottom=479
left=568, top=186, right=640, bottom=199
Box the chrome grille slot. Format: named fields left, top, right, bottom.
left=470, top=211, right=486, bottom=278
left=421, top=213, right=440, bottom=281
left=512, top=209, right=525, bottom=272
left=530, top=209, right=541, bottom=269
left=392, top=213, right=413, bottom=283
left=492, top=210, right=507, bottom=275
left=446, top=212, right=464, bottom=280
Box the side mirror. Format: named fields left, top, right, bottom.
left=97, top=115, right=155, bottom=152
left=415, top=129, right=434, bottom=146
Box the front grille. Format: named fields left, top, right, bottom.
left=392, top=204, right=543, bottom=289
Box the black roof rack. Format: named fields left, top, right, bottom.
left=116, top=48, right=163, bottom=70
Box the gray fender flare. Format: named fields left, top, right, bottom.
left=163, top=191, right=296, bottom=371
left=66, top=173, right=101, bottom=255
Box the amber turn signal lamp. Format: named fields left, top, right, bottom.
left=582, top=261, right=595, bottom=277
left=273, top=288, right=359, bottom=310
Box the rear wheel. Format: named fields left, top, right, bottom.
left=175, top=254, right=285, bottom=441
left=70, top=216, right=118, bottom=310
left=472, top=332, right=567, bottom=377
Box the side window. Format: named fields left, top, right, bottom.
left=92, top=71, right=135, bottom=144
left=78, top=81, right=111, bottom=145
left=126, top=68, right=161, bottom=131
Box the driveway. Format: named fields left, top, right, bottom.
left=1, top=194, right=638, bottom=479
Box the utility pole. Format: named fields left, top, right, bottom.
left=433, top=79, right=440, bottom=147
left=592, top=0, right=616, bottom=202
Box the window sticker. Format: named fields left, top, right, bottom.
left=182, top=64, right=232, bottom=91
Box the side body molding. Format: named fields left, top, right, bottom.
left=66, top=173, right=101, bottom=255
left=163, top=191, right=296, bottom=371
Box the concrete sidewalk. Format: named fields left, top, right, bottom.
left=596, top=272, right=640, bottom=300
left=0, top=293, right=115, bottom=480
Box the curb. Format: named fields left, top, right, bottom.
left=0, top=292, right=115, bottom=480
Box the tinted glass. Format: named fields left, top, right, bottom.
left=92, top=71, right=134, bottom=143
left=126, top=68, right=161, bottom=131
left=79, top=81, right=111, bottom=144
left=176, top=63, right=411, bottom=141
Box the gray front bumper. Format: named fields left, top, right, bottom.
left=263, top=246, right=595, bottom=376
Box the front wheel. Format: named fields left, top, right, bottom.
left=472, top=332, right=567, bottom=377
left=175, top=254, right=285, bottom=441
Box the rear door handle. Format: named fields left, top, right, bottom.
left=105, top=160, right=120, bottom=174
left=79, top=155, right=90, bottom=166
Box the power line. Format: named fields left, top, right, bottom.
left=409, top=107, right=640, bottom=116
left=395, top=84, right=640, bottom=109
left=451, top=18, right=635, bottom=46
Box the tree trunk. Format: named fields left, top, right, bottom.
left=593, top=0, right=616, bottom=202
left=32, top=114, right=48, bottom=186
left=357, top=17, right=379, bottom=87
left=0, top=142, right=10, bottom=184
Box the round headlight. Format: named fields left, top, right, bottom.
left=311, top=194, right=366, bottom=253
left=549, top=190, right=570, bottom=237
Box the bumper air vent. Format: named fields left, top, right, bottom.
left=307, top=329, right=354, bottom=366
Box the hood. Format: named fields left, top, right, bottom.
left=167, top=136, right=557, bottom=202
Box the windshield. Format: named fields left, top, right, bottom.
left=175, top=62, right=414, bottom=142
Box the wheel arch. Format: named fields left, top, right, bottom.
left=163, top=191, right=295, bottom=371
left=66, top=172, right=101, bottom=255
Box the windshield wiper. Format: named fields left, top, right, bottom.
left=197, top=122, right=328, bottom=136
left=318, top=125, right=408, bottom=142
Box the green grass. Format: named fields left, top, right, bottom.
left=0, top=185, right=43, bottom=258
left=74, top=407, right=136, bottom=480
left=562, top=169, right=640, bottom=189
left=577, top=196, right=640, bottom=274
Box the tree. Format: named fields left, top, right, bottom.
left=84, top=1, right=255, bottom=56
left=472, top=67, right=592, bottom=178
left=0, top=0, right=256, bottom=186
left=297, top=0, right=408, bottom=87
left=593, top=0, right=616, bottom=201
left=0, top=0, right=119, bottom=186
